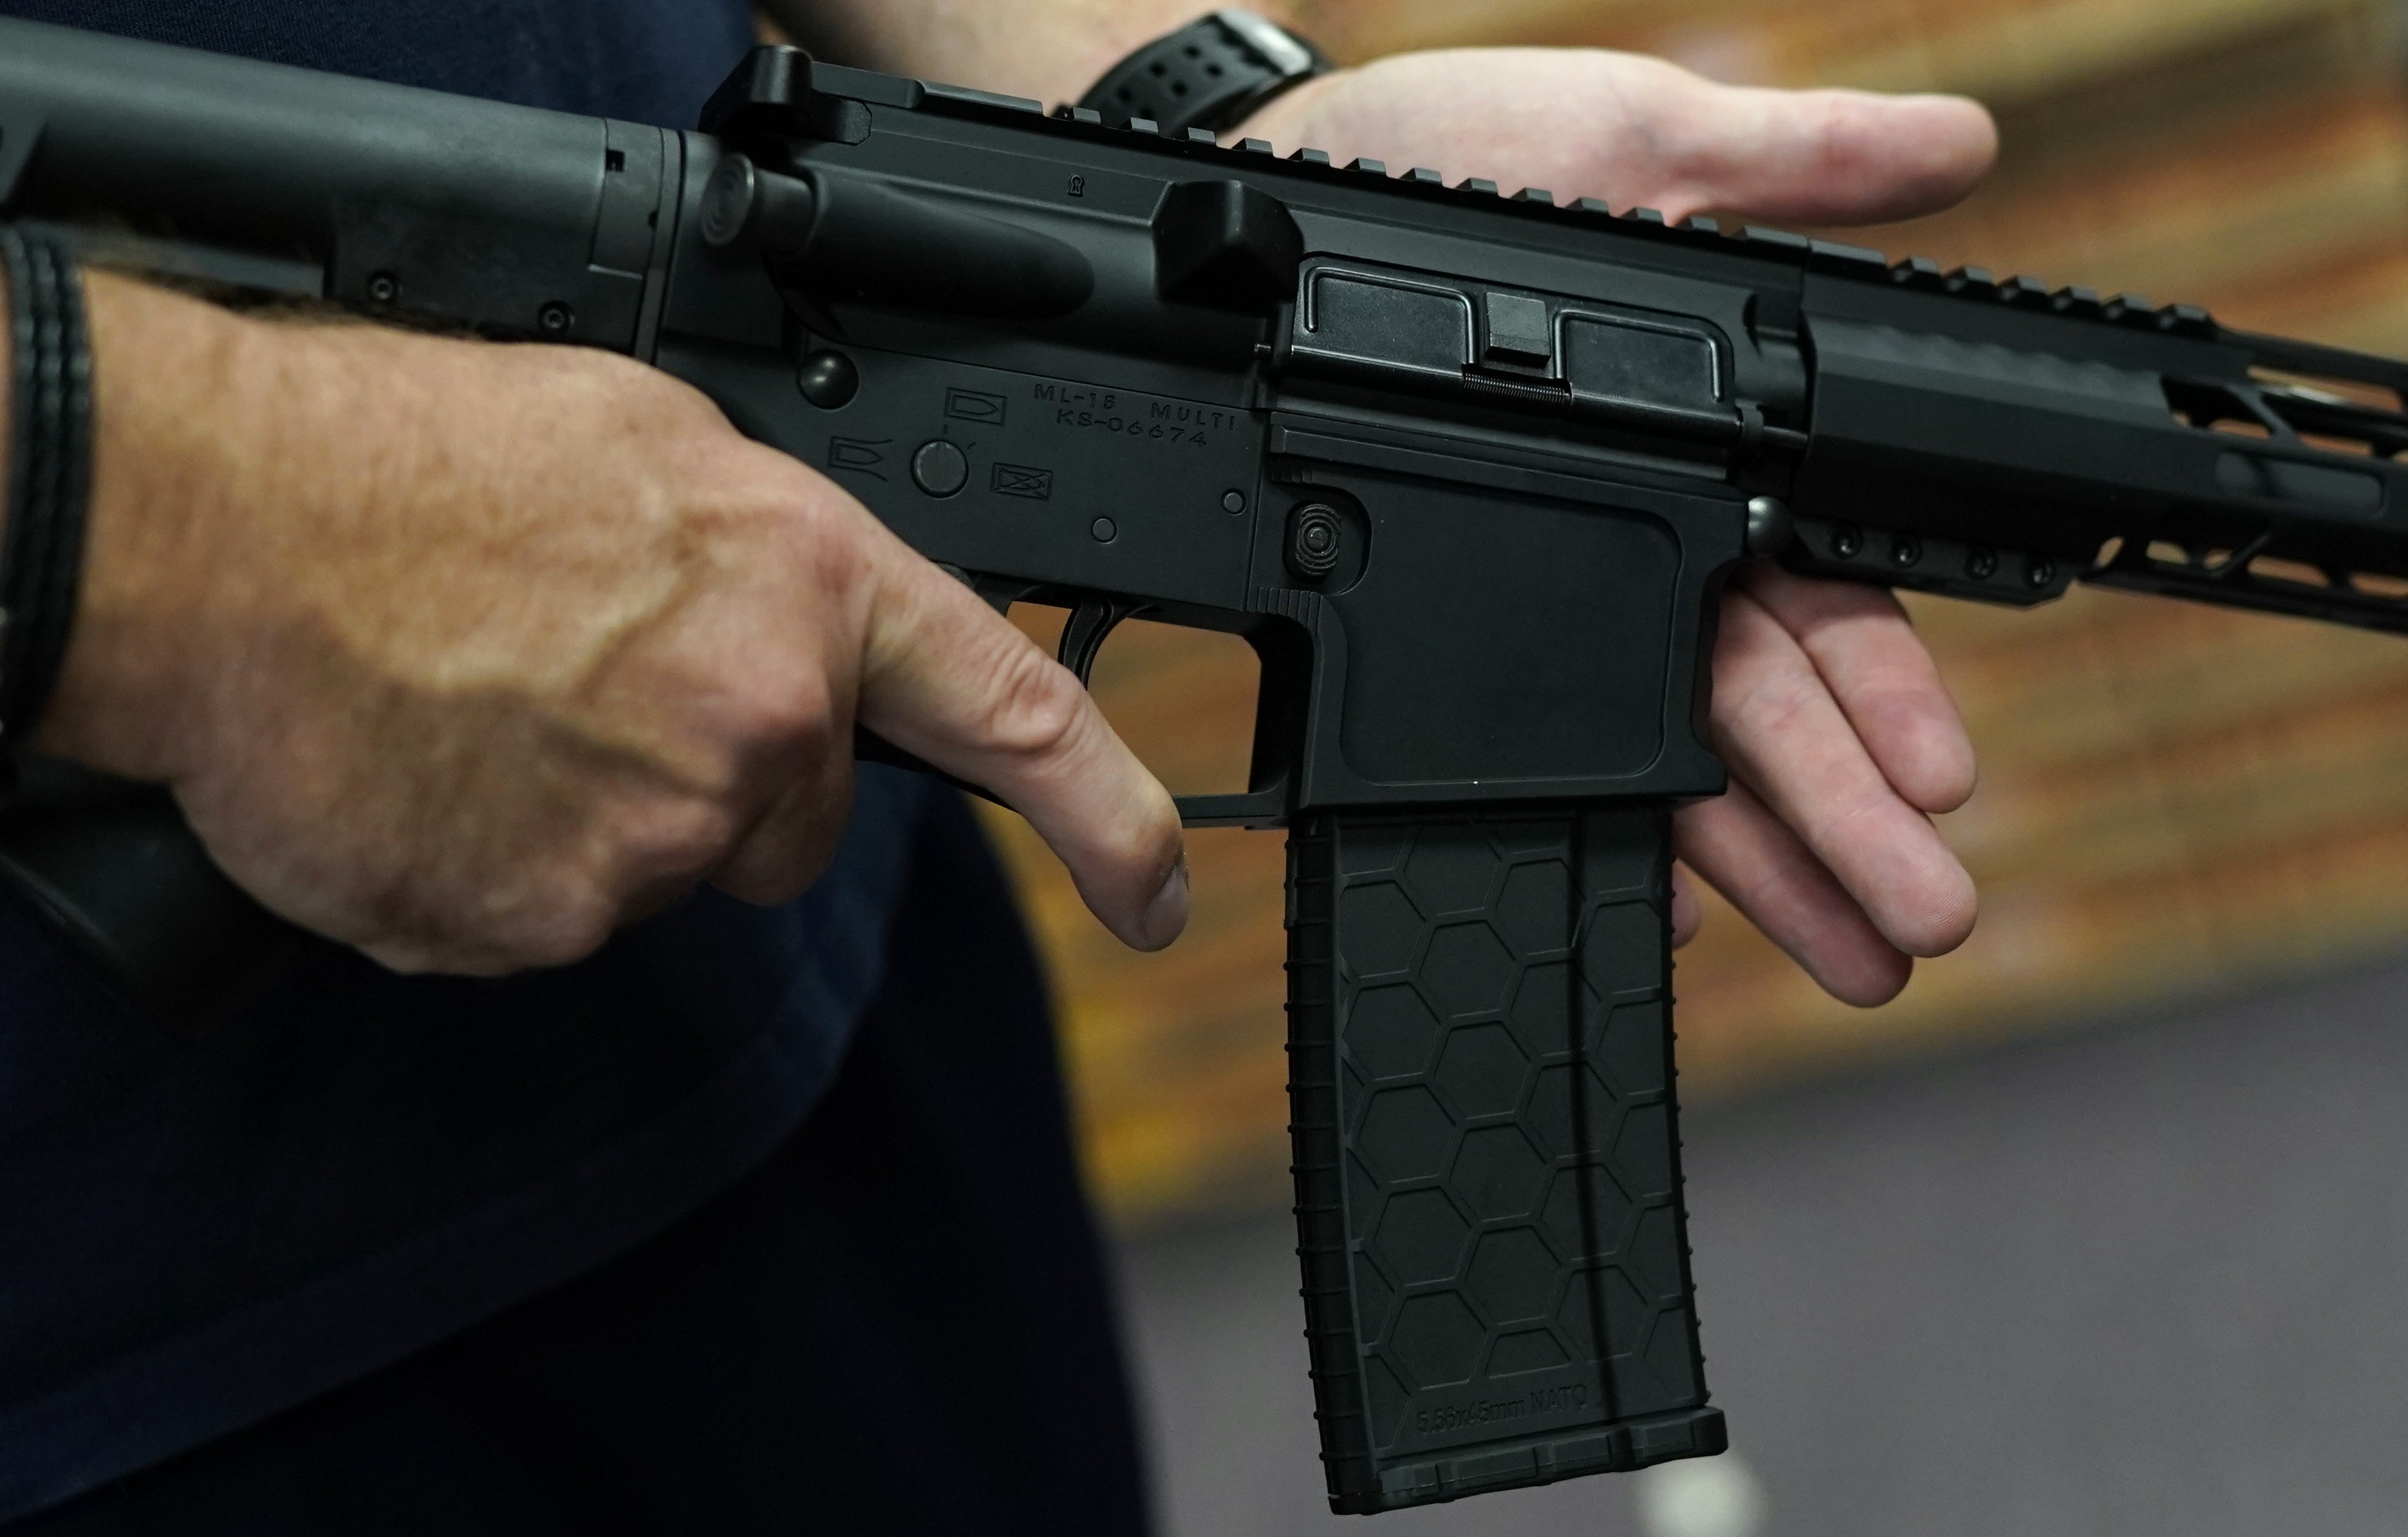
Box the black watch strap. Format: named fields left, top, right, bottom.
left=1079, top=9, right=1332, bottom=136
left=0, top=225, right=93, bottom=746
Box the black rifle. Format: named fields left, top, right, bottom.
left=9, top=19, right=2408, bottom=1513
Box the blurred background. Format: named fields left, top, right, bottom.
left=973, top=1, right=2408, bottom=1531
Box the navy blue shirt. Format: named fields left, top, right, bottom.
left=0, top=4, right=934, bottom=1520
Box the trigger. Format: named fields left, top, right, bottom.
left=1058, top=598, right=1140, bottom=686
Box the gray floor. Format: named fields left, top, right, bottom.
left=1117, top=951, right=2408, bottom=1537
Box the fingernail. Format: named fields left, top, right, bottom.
left=1670, top=867, right=1703, bottom=949
left=1138, top=853, right=1191, bottom=951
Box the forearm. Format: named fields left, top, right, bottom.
left=760, top=0, right=1300, bottom=107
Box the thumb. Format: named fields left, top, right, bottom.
left=1650, top=79, right=1998, bottom=226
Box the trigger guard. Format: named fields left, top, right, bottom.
left=955, top=568, right=1038, bottom=617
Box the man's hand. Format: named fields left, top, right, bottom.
left=1244, top=52, right=1997, bottom=1007
left=37, top=276, right=1188, bottom=974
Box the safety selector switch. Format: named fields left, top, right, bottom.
left=911, top=440, right=969, bottom=497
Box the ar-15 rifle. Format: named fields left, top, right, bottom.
left=10, top=17, right=2408, bottom=1514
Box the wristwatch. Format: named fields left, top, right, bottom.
left=1078, top=9, right=1333, bottom=136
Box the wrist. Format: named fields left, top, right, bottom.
left=781, top=1, right=1309, bottom=113
left=34, top=275, right=297, bottom=779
